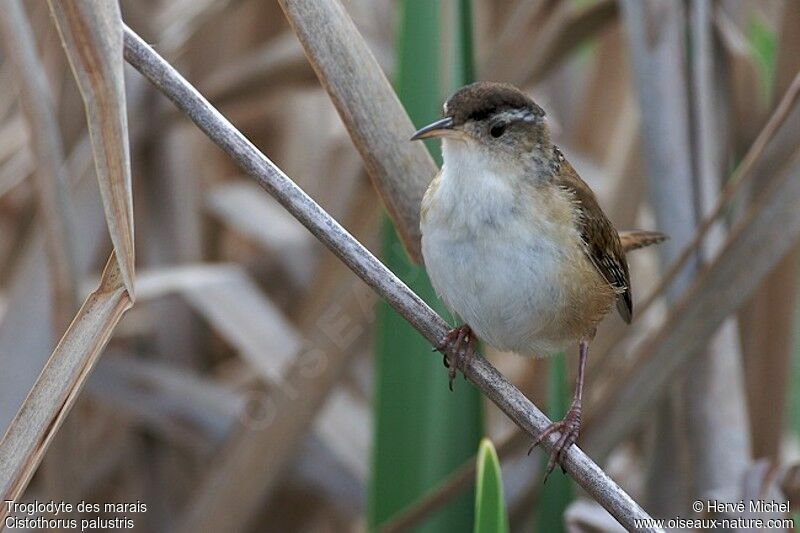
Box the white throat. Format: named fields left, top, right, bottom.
left=441, top=138, right=519, bottom=188
left=428, top=139, right=523, bottom=237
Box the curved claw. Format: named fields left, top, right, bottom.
left=528, top=402, right=582, bottom=482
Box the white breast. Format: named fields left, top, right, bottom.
left=421, top=140, right=579, bottom=356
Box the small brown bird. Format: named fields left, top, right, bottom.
left=411, top=82, right=665, bottom=477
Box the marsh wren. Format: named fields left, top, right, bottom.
left=412, top=82, right=665, bottom=477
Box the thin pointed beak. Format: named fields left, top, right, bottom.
left=410, top=117, right=456, bottom=140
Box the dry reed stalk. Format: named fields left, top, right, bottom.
left=682, top=0, right=750, bottom=498
left=122, top=24, right=656, bottom=531
left=620, top=0, right=699, bottom=511
left=172, top=104, right=371, bottom=526
left=741, top=2, right=800, bottom=460
left=633, top=69, right=800, bottom=322
left=0, top=0, right=135, bottom=513
left=0, top=167, right=106, bottom=433
left=585, top=149, right=800, bottom=459
left=594, top=68, right=800, bottom=378
left=177, top=189, right=379, bottom=533
left=275, top=0, right=436, bottom=262
left=48, top=0, right=135, bottom=295
left=0, top=0, right=79, bottom=330
left=0, top=0, right=90, bottom=504
left=0, top=254, right=132, bottom=519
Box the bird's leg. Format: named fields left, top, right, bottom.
left=434, top=324, right=477, bottom=391
left=529, top=340, right=588, bottom=481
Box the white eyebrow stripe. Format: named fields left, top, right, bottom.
left=494, top=108, right=537, bottom=123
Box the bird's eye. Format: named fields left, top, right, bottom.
left=490, top=122, right=507, bottom=138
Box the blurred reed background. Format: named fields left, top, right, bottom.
left=0, top=0, right=799, bottom=531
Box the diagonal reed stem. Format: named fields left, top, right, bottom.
left=121, top=24, right=658, bottom=532
left=633, top=70, right=800, bottom=320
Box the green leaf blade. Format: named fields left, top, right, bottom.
left=535, top=356, right=573, bottom=532
left=368, top=1, right=482, bottom=532
left=474, top=438, right=509, bottom=533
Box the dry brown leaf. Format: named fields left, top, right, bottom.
left=136, top=264, right=302, bottom=382
left=206, top=181, right=314, bottom=284
left=48, top=0, right=135, bottom=295
left=86, top=352, right=245, bottom=453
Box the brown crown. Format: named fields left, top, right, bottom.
left=444, top=81, right=545, bottom=125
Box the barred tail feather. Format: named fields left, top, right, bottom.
left=618, top=230, right=668, bottom=253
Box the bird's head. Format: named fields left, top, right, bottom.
left=411, top=82, right=550, bottom=167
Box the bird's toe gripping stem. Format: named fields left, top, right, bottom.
left=434, top=324, right=477, bottom=390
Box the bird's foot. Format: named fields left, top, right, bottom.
left=434, top=324, right=476, bottom=391
left=528, top=399, right=582, bottom=482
